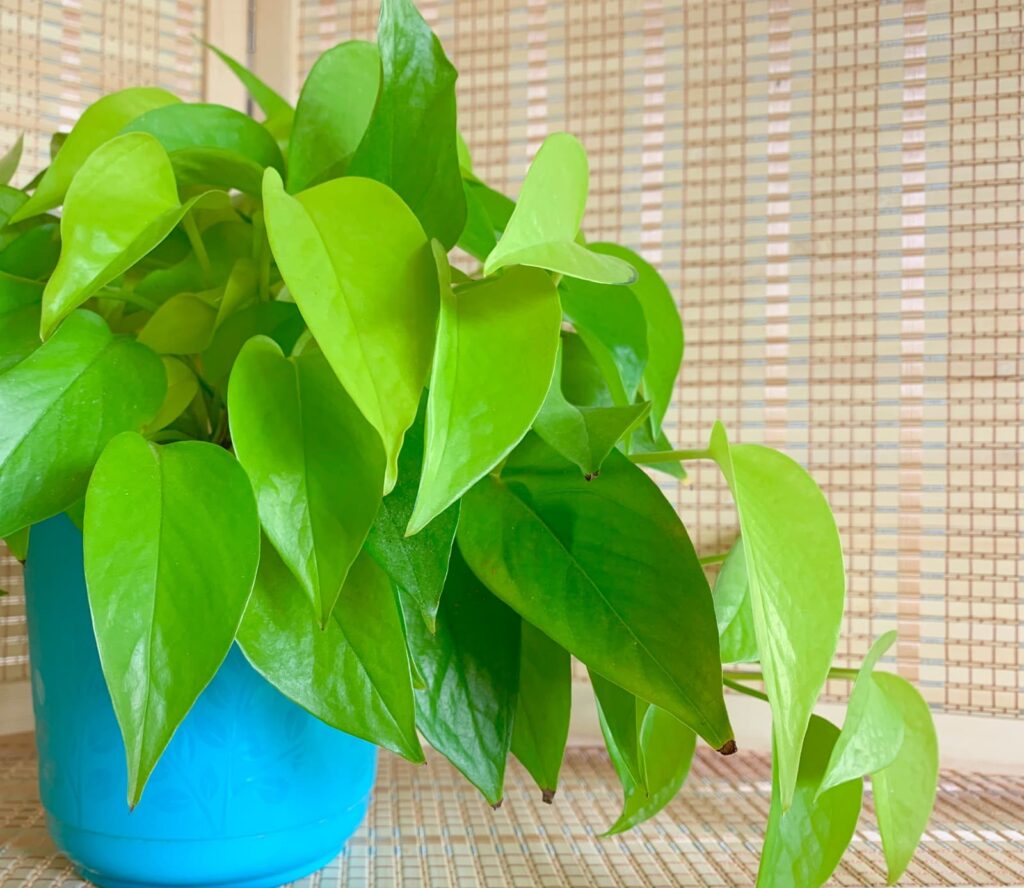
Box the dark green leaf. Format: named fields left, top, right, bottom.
left=0, top=275, right=43, bottom=373
left=0, top=310, right=164, bottom=537
left=3, top=526, right=29, bottom=562
left=201, top=299, right=304, bottom=390
left=404, top=547, right=520, bottom=805
left=484, top=133, right=635, bottom=284
left=590, top=670, right=647, bottom=792
left=591, top=243, right=683, bottom=430
left=263, top=168, right=438, bottom=490
left=559, top=276, right=648, bottom=405
left=12, top=87, right=180, bottom=222
left=347, top=0, right=466, bottom=248
left=709, top=422, right=845, bottom=809
left=365, top=400, right=459, bottom=633
left=458, top=434, right=733, bottom=750
left=288, top=41, right=380, bottom=192
left=871, top=673, right=939, bottom=884
left=560, top=331, right=613, bottom=407
left=229, top=336, right=386, bottom=626
left=0, top=185, right=28, bottom=229
left=713, top=539, right=758, bottom=665
left=83, top=433, right=260, bottom=805
left=0, top=223, right=60, bottom=279
left=757, top=717, right=863, bottom=888
left=238, top=539, right=423, bottom=762
left=512, top=623, right=571, bottom=800
left=457, top=179, right=515, bottom=261
left=123, top=102, right=285, bottom=194
left=410, top=254, right=560, bottom=534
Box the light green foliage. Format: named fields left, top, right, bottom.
left=83, top=433, right=260, bottom=805
left=0, top=11, right=936, bottom=878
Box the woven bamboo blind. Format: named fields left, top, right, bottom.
left=0, top=0, right=207, bottom=683
left=299, top=0, right=1022, bottom=719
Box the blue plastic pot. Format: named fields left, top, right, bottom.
left=24, top=514, right=377, bottom=888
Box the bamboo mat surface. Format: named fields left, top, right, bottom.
left=0, top=733, right=1022, bottom=887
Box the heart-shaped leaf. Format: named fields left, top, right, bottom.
left=365, top=400, right=459, bottom=633
left=409, top=253, right=560, bottom=534
left=288, top=41, right=381, bottom=192
left=0, top=310, right=164, bottom=537
left=41, top=132, right=229, bottom=338
left=403, top=547, right=520, bottom=805
left=559, top=276, right=648, bottom=405
left=602, top=702, right=696, bottom=835
left=870, top=673, right=939, bottom=884
left=713, top=538, right=758, bottom=665
left=709, top=422, right=845, bottom=809
left=229, top=336, right=386, bottom=626
left=458, top=434, right=733, bottom=750
left=11, top=87, right=180, bottom=222
left=483, top=133, right=635, bottom=284
left=591, top=243, right=683, bottom=429
left=347, top=0, right=466, bottom=248
left=757, top=716, right=864, bottom=888
left=123, top=102, right=285, bottom=194
left=818, top=631, right=903, bottom=796
left=84, top=432, right=260, bottom=806
left=512, top=623, right=571, bottom=801
left=263, top=168, right=438, bottom=491
left=238, top=539, right=422, bottom=762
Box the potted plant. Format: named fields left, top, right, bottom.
left=0, top=0, right=938, bottom=885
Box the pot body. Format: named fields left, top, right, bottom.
left=24, top=514, right=376, bottom=888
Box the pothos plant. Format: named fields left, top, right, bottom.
left=0, top=0, right=938, bottom=884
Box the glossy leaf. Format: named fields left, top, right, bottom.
left=83, top=433, right=260, bottom=806
left=40, top=132, right=229, bottom=338
left=591, top=243, right=683, bottom=429
left=458, top=434, right=733, bottom=750
left=288, top=41, right=381, bottom=192
left=559, top=276, right=648, bottom=405
left=229, top=336, right=386, bottom=626
left=262, top=169, right=437, bottom=490
left=404, top=548, right=520, bottom=805
left=709, top=422, right=844, bottom=809
left=347, top=0, right=466, bottom=248
left=0, top=135, right=23, bottom=186
left=818, top=631, right=902, bottom=796
left=871, top=673, right=939, bottom=884
left=365, top=401, right=459, bottom=633
left=713, top=539, right=758, bottom=665
left=512, top=623, right=571, bottom=800
left=142, top=357, right=199, bottom=435
left=533, top=346, right=651, bottom=478
left=123, top=102, right=285, bottom=194
left=590, top=670, right=647, bottom=791
left=604, top=704, right=697, bottom=835
left=201, top=299, right=304, bottom=390
left=757, top=717, right=864, bottom=888
left=137, top=293, right=217, bottom=355
left=0, top=311, right=164, bottom=537
left=483, top=133, right=635, bottom=284
left=11, top=87, right=180, bottom=222
left=409, top=256, right=561, bottom=534
left=238, top=539, right=422, bottom=762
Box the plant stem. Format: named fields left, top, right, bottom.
left=183, top=212, right=212, bottom=281
left=699, top=551, right=729, bottom=566
left=723, top=677, right=769, bottom=702
left=97, top=286, right=159, bottom=312
left=724, top=667, right=860, bottom=683
left=629, top=447, right=711, bottom=465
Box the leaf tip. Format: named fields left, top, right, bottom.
left=541, top=789, right=556, bottom=804
left=717, top=738, right=738, bottom=756
left=489, top=798, right=504, bottom=811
